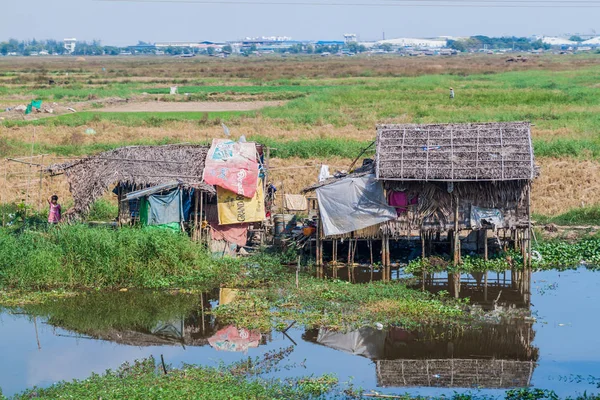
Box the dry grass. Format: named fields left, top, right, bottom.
left=532, top=158, right=600, bottom=216
left=2, top=54, right=600, bottom=81
left=0, top=119, right=370, bottom=146
left=2, top=155, right=600, bottom=218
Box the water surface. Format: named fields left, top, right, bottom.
left=1, top=269, right=599, bottom=398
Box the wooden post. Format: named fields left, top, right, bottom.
left=452, top=194, right=461, bottom=298
left=382, top=233, right=390, bottom=282
left=421, top=230, right=426, bottom=291
left=453, top=195, right=460, bottom=267
left=2, top=161, right=7, bottom=227
left=526, top=183, right=533, bottom=269
left=117, top=185, right=122, bottom=227
left=483, top=229, right=489, bottom=261
left=37, top=155, right=44, bottom=212
left=316, top=218, right=323, bottom=277
left=193, top=190, right=200, bottom=241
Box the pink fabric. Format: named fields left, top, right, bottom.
left=388, top=192, right=417, bottom=216
left=210, top=223, right=248, bottom=247
left=48, top=203, right=61, bottom=223
left=203, top=139, right=259, bottom=198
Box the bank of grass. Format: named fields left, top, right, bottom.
left=0, top=225, right=241, bottom=290
left=213, top=275, right=467, bottom=332
left=6, top=356, right=599, bottom=400
left=9, top=356, right=342, bottom=400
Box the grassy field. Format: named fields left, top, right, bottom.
left=1, top=55, right=600, bottom=220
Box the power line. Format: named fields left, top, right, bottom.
left=94, top=0, right=600, bottom=7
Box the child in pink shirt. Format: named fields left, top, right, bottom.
left=48, top=195, right=61, bottom=224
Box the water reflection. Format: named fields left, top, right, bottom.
left=304, top=319, right=538, bottom=389
left=1, top=269, right=599, bottom=397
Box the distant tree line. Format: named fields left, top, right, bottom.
left=1, top=36, right=567, bottom=57
left=447, top=36, right=552, bottom=52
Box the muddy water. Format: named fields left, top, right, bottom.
left=1, top=269, right=599, bottom=398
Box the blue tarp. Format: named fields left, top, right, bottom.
left=147, top=188, right=183, bottom=226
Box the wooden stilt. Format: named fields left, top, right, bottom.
left=484, top=229, right=489, bottom=261
left=452, top=194, right=461, bottom=298
left=193, top=190, right=199, bottom=241
left=420, top=229, right=426, bottom=291
left=382, top=233, right=390, bottom=282
left=316, top=218, right=323, bottom=278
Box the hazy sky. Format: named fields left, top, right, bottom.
left=2, top=0, right=598, bottom=45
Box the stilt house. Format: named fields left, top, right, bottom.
left=304, top=122, right=538, bottom=283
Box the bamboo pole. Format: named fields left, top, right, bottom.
left=421, top=229, right=426, bottom=291
left=193, top=190, right=200, bottom=241
left=452, top=194, right=461, bottom=298
left=37, top=155, right=44, bottom=212
left=453, top=195, right=460, bottom=266
left=484, top=229, right=488, bottom=261
left=24, top=127, right=36, bottom=219
left=2, top=160, right=7, bottom=227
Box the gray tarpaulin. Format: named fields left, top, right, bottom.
left=148, top=188, right=183, bottom=225
left=470, top=206, right=504, bottom=229
left=316, top=174, right=397, bottom=237
left=317, top=327, right=386, bottom=359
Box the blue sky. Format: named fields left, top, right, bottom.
left=1, top=0, right=598, bottom=45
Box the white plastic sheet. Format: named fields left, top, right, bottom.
left=470, top=206, right=504, bottom=229
left=316, top=174, right=397, bottom=236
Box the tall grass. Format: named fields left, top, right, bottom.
left=534, top=206, right=600, bottom=226
left=0, top=225, right=239, bottom=290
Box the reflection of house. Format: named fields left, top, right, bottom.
left=303, top=123, right=537, bottom=297
left=305, top=320, right=537, bottom=390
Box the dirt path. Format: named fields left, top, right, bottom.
left=98, top=101, right=284, bottom=113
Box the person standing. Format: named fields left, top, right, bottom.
left=449, top=87, right=455, bottom=100
left=47, top=195, right=62, bottom=224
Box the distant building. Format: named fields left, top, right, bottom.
left=377, top=37, right=447, bottom=49
left=540, top=37, right=577, bottom=46
left=64, top=38, right=77, bottom=54
left=344, top=34, right=358, bottom=43
left=582, top=37, right=600, bottom=46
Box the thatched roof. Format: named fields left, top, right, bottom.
left=376, top=122, right=536, bottom=182
left=48, top=144, right=215, bottom=219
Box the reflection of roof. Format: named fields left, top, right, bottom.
left=84, top=328, right=212, bottom=347
left=377, top=359, right=535, bottom=388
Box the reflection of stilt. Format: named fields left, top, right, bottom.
left=201, top=294, right=205, bottom=334
left=33, top=316, right=41, bottom=350
left=484, top=271, right=488, bottom=302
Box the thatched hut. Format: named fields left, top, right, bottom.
left=304, top=122, right=537, bottom=291
left=48, top=144, right=215, bottom=221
